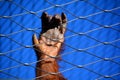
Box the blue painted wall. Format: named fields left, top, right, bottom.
left=0, top=0, right=120, bottom=80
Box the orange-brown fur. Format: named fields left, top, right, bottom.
left=33, top=12, right=67, bottom=80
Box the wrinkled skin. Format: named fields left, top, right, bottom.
left=32, top=12, right=67, bottom=80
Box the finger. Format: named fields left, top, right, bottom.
left=41, top=12, right=48, bottom=19
left=32, top=34, right=39, bottom=46
left=60, top=13, right=67, bottom=34
left=61, top=12, right=67, bottom=23
left=41, top=12, right=51, bottom=33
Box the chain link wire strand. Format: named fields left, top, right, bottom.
left=0, top=0, right=120, bottom=80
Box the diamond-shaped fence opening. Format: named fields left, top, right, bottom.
left=0, top=0, right=120, bottom=80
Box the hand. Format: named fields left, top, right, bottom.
left=32, top=12, right=67, bottom=61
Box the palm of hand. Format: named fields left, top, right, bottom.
left=33, top=12, right=67, bottom=61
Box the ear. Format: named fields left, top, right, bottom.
left=61, top=12, right=67, bottom=23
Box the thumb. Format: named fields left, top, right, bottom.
left=32, top=34, right=39, bottom=46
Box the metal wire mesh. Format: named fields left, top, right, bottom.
left=0, top=0, right=120, bottom=80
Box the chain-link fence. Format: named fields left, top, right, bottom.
left=0, top=0, right=120, bottom=80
